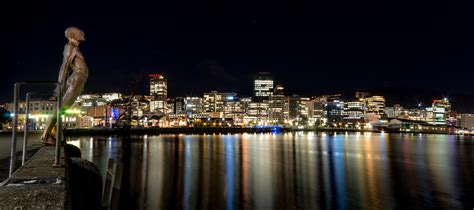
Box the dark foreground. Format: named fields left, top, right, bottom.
left=68, top=132, right=473, bottom=209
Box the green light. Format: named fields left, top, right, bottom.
left=65, top=109, right=81, bottom=114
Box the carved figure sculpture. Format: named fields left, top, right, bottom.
left=42, top=27, right=88, bottom=144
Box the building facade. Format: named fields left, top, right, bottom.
left=149, top=74, right=167, bottom=114
left=426, top=98, right=451, bottom=125
left=458, top=114, right=474, bottom=129
left=344, top=101, right=366, bottom=121
left=254, top=72, right=274, bottom=99
left=270, top=85, right=287, bottom=124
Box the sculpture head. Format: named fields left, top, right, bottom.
left=65, top=27, right=85, bottom=43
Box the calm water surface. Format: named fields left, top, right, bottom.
left=68, top=132, right=473, bottom=209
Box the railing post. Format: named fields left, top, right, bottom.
left=9, top=83, right=20, bottom=176
left=8, top=81, right=63, bottom=174
left=53, top=83, right=62, bottom=167
left=22, top=93, right=32, bottom=165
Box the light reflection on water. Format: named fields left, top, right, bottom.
left=67, top=133, right=473, bottom=210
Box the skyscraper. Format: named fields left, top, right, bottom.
left=366, top=95, right=386, bottom=118
left=270, top=84, right=287, bottom=124
left=184, top=97, right=203, bottom=116
left=203, top=91, right=237, bottom=113
left=149, top=74, right=167, bottom=114
left=254, top=72, right=274, bottom=99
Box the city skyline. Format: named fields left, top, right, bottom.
left=1, top=71, right=473, bottom=113
left=3, top=72, right=472, bottom=132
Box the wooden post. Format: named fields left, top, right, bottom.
left=102, top=159, right=114, bottom=209
left=102, top=158, right=123, bottom=210
left=110, top=163, right=123, bottom=210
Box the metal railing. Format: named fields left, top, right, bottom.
left=9, top=81, right=63, bottom=177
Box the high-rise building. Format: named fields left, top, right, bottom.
left=344, top=101, right=366, bottom=121
left=324, top=99, right=345, bottom=123
left=201, top=91, right=243, bottom=123
left=246, top=101, right=270, bottom=125
left=254, top=72, right=274, bottom=99
left=173, top=97, right=185, bottom=114
left=239, top=97, right=252, bottom=116
left=288, top=95, right=310, bottom=120
left=425, top=98, right=451, bottom=125
left=433, top=98, right=451, bottom=112
left=203, top=91, right=237, bottom=113
left=366, top=95, right=386, bottom=118
left=149, top=74, right=167, bottom=114
left=223, top=97, right=244, bottom=124
left=270, top=84, right=287, bottom=124
left=166, top=98, right=175, bottom=115
left=184, top=97, right=203, bottom=116
left=307, top=97, right=325, bottom=124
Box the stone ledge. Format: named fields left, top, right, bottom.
left=0, top=146, right=70, bottom=209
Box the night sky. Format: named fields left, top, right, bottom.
left=1, top=1, right=473, bottom=111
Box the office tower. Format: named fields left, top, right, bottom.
left=149, top=74, right=167, bottom=114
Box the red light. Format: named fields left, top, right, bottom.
left=149, top=74, right=162, bottom=78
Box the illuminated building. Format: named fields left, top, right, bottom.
left=166, top=97, right=187, bottom=116
left=355, top=91, right=370, bottom=99
left=365, top=95, right=386, bottom=119
left=343, top=101, right=366, bottom=121
left=254, top=72, right=274, bottom=99
left=246, top=101, right=270, bottom=125
left=203, top=91, right=237, bottom=113
left=223, top=97, right=244, bottom=124
left=131, top=101, right=147, bottom=118
left=425, top=98, right=451, bottom=125
left=288, top=95, right=310, bottom=121
left=307, top=97, right=325, bottom=124
left=324, top=99, right=345, bottom=123
left=239, top=97, right=252, bottom=116
left=388, top=118, right=447, bottom=133
left=203, top=91, right=223, bottom=113
left=173, top=97, right=185, bottom=114
left=385, top=104, right=405, bottom=118
left=385, top=107, right=395, bottom=118
left=184, top=97, right=203, bottom=116
left=76, top=94, right=106, bottom=107
left=433, top=98, right=451, bottom=112
left=6, top=99, right=82, bottom=129
left=270, top=85, right=287, bottom=124
left=458, top=114, right=474, bottom=129
left=407, top=108, right=426, bottom=121
left=101, top=93, right=122, bottom=102
left=149, top=74, right=167, bottom=114
left=86, top=105, right=112, bottom=127
left=202, top=91, right=244, bottom=123
left=393, top=104, right=404, bottom=117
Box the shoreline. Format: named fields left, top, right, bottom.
left=1, top=128, right=469, bottom=136
left=59, top=127, right=469, bottom=136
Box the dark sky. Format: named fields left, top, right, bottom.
left=0, top=1, right=472, bottom=110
